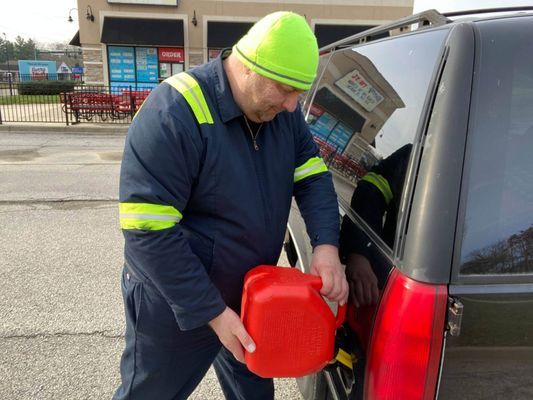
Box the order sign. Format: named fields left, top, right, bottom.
left=158, top=48, right=184, bottom=63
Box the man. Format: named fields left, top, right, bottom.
left=340, top=144, right=412, bottom=307
left=114, top=11, right=348, bottom=400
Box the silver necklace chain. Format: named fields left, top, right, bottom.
left=243, top=115, right=263, bottom=151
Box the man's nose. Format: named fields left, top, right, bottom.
left=282, top=92, right=300, bottom=113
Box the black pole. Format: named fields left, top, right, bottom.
left=129, top=85, right=135, bottom=120
left=6, top=54, right=10, bottom=78
left=7, top=73, right=13, bottom=96
left=63, top=92, right=70, bottom=126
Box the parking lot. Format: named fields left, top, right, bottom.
left=0, top=129, right=299, bottom=399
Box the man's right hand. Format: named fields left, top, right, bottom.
left=345, top=253, right=379, bottom=307
left=208, top=307, right=256, bottom=363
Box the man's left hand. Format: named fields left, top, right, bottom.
left=309, top=244, right=348, bottom=305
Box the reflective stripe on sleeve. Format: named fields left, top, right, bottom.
left=294, top=156, right=328, bottom=182
left=361, top=172, right=393, bottom=205
left=164, top=72, right=214, bottom=125
left=119, top=202, right=183, bottom=231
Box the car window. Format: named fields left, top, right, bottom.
left=458, top=17, right=533, bottom=277
left=307, top=29, right=447, bottom=260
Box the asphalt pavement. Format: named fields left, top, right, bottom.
left=0, top=126, right=300, bottom=399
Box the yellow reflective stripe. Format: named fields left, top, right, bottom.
left=361, top=172, right=393, bottom=205
left=119, top=203, right=183, bottom=231
left=164, top=72, right=214, bottom=125
left=294, top=156, right=328, bottom=182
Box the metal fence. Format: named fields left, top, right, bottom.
left=0, top=78, right=152, bottom=125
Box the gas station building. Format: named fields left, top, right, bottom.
left=72, top=0, right=412, bottom=87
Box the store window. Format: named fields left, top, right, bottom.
left=207, top=21, right=253, bottom=61
left=102, top=17, right=184, bottom=89
left=108, top=45, right=184, bottom=91
left=158, top=47, right=185, bottom=78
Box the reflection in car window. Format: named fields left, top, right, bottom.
left=307, top=29, right=447, bottom=254
left=306, top=29, right=448, bottom=298
left=461, top=18, right=533, bottom=275
left=460, top=18, right=533, bottom=275
left=355, top=31, right=447, bottom=158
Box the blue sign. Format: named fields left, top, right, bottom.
left=110, top=81, right=158, bottom=93
left=72, top=66, right=84, bottom=74
left=309, top=112, right=353, bottom=152
left=136, top=47, right=158, bottom=83
left=136, top=82, right=158, bottom=90
left=310, top=112, right=338, bottom=141
left=328, top=122, right=353, bottom=152
left=18, top=60, right=57, bottom=81
left=108, top=46, right=135, bottom=82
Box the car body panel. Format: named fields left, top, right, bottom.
left=400, top=23, right=474, bottom=283
left=289, top=10, right=533, bottom=400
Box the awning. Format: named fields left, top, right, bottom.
left=314, top=24, right=387, bottom=48
left=101, top=17, right=184, bottom=46
left=207, top=21, right=253, bottom=48
left=69, top=31, right=81, bottom=47
left=314, top=87, right=366, bottom=132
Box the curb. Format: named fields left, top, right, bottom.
left=0, top=123, right=128, bottom=135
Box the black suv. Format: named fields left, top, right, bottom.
left=286, top=8, right=533, bottom=400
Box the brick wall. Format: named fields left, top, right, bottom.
left=82, top=48, right=104, bottom=84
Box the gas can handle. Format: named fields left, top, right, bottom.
left=309, top=275, right=347, bottom=328
left=335, top=303, right=347, bottom=328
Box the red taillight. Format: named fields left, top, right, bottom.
left=364, top=268, right=447, bottom=400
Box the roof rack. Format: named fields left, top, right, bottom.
left=320, top=9, right=450, bottom=53
left=443, top=5, right=533, bottom=17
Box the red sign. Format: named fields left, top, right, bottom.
left=310, top=103, right=325, bottom=117
left=158, top=47, right=184, bottom=62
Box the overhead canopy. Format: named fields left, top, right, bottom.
left=315, top=87, right=366, bottom=132
left=207, top=21, right=253, bottom=48
left=101, top=17, right=184, bottom=46
left=69, top=31, right=81, bottom=47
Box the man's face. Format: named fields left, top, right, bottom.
left=244, top=71, right=303, bottom=123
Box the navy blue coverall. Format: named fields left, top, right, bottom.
left=113, top=50, right=340, bottom=399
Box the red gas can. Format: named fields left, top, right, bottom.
left=241, top=265, right=346, bottom=378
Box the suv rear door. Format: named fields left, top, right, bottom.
left=438, top=16, right=533, bottom=400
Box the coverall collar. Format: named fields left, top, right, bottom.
left=212, top=49, right=244, bottom=124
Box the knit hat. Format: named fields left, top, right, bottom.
left=233, top=11, right=319, bottom=91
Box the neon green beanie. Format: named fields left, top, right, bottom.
left=233, top=11, right=319, bottom=91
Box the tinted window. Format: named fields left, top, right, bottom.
left=308, top=29, right=447, bottom=257
left=459, top=17, right=533, bottom=276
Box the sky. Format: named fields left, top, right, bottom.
left=1, top=0, right=532, bottom=44
left=1, top=0, right=78, bottom=44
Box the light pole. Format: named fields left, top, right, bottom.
left=2, top=32, right=13, bottom=95
left=68, top=8, right=78, bottom=22
left=2, top=33, right=9, bottom=73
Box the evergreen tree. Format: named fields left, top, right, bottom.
left=0, top=37, right=15, bottom=64
left=13, top=36, right=37, bottom=61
